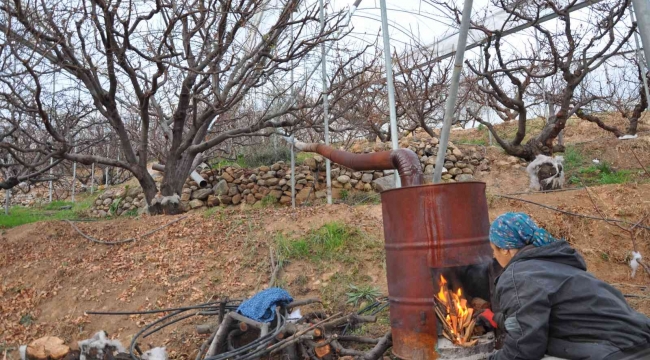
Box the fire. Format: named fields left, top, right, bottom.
left=433, top=275, right=477, bottom=347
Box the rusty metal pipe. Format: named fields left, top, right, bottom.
left=294, top=142, right=424, bottom=187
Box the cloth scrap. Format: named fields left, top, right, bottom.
left=237, top=288, right=293, bottom=323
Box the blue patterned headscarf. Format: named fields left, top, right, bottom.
left=489, top=212, right=558, bottom=249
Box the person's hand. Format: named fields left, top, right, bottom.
left=477, top=308, right=498, bottom=328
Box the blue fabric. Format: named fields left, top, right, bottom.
left=490, top=212, right=558, bottom=249
left=236, top=288, right=293, bottom=323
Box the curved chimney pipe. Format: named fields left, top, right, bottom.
left=291, top=141, right=424, bottom=187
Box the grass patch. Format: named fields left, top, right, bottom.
left=296, top=152, right=315, bottom=164
left=569, top=162, right=633, bottom=185
left=261, top=194, right=278, bottom=206
left=562, top=146, right=585, bottom=173
left=276, top=222, right=376, bottom=262
left=346, top=284, right=382, bottom=307
left=0, top=195, right=95, bottom=229
left=339, top=190, right=381, bottom=205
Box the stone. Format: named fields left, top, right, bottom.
left=442, top=174, right=453, bottom=180
left=262, top=171, right=276, bottom=179
left=180, top=193, right=191, bottom=202
left=27, top=336, right=70, bottom=360
left=424, top=165, right=434, bottom=174
left=191, top=188, right=213, bottom=200
left=98, top=210, right=108, bottom=218
left=330, top=168, right=341, bottom=178
left=249, top=174, right=258, bottom=182
left=430, top=137, right=439, bottom=145
left=189, top=199, right=204, bottom=209
left=297, top=179, right=307, bottom=185
left=445, top=154, right=458, bottom=162
left=190, top=186, right=198, bottom=191
left=266, top=178, right=280, bottom=186
left=337, top=175, right=351, bottom=184
left=221, top=172, right=234, bottom=182
left=497, top=160, right=510, bottom=167
left=296, top=173, right=306, bottom=180
left=280, top=196, right=291, bottom=204
left=344, top=183, right=352, bottom=190
left=456, top=162, right=468, bottom=169
left=426, top=157, right=437, bottom=165
left=507, top=156, right=519, bottom=164
left=315, top=190, right=327, bottom=199
left=332, top=180, right=343, bottom=188
left=372, top=175, right=396, bottom=192
left=453, top=148, right=463, bottom=158
left=271, top=163, right=282, bottom=171
left=303, top=157, right=318, bottom=170
left=361, top=173, right=374, bottom=183
left=127, top=187, right=142, bottom=198
left=214, top=180, right=229, bottom=196
left=255, top=193, right=265, bottom=200
left=456, top=174, right=474, bottom=182
left=220, top=195, right=232, bottom=205
left=462, top=168, right=474, bottom=174
left=449, top=168, right=463, bottom=175
left=270, top=190, right=283, bottom=199
left=257, top=179, right=267, bottom=186
left=383, top=169, right=395, bottom=176
left=296, top=188, right=312, bottom=203
left=228, top=186, right=240, bottom=196
left=259, top=166, right=270, bottom=172
left=363, top=183, right=373, bottom=191
left=350, top=179, right=359, bottom=186
left=243, top=189, right=251, bottom=195
left=207, top=195, right=220, bottom=207
left=232, top=194, right=242, bottom=205
left=444, top=161, right=454, bottom=169
left=373, top=172, right=383, bottom=179
left=279, top=179, right=287, bottom=186
left=103, top=198, right=112, bottom=206
left=354, top=182, right=365, bottom=190
left=351, top=172, right=362, bottom=180
left=95, top=200, right=103, bottom=206
left=246, top=194, right=256, bottom=204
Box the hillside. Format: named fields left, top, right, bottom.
left=1, top=117, right=650, bottom=359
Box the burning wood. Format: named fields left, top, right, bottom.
left=434, top=275, right=478, bottom=347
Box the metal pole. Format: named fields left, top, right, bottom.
left=630, top=4, right=650, bottom=103
left=91, top=162, right=95, bottom=194
left=106, top=144, right=110, bottom=186
left=320, top=0, right=332, bottom=205
left=291, top=137, right=296, bottom=208
left=433, top=0, right=474, bottom=183
left=49, top=71, right=56, bottom=202
left=632, top=0, right=650, bottom=71
left=71, top=145, right=77, bottom=202
left=379, top=0, right=402, bottom=188
left=5, top=189, right=10, bottom=215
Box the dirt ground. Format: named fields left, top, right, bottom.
left=2, top=119, right=650, bottom=359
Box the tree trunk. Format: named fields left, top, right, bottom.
left=155, top=152, right=197, bottom=215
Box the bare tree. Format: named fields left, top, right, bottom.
left=0, top=0, right=354, bottom=214
left=575, top=56, right=647, bottom=137
left=445, top=0, right=635, bottom=160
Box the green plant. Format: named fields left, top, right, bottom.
left=19, top=313, right=35, bottom=326
left=109, top=198, right=122, bottom=215
left=124, top=208, right=138, bottom=217
left=276, top=222, right=360, bottom=261
left=578, top=162, right=632, bottom=185
left=261, top=194, right=278, bottom=206
left=340, top=191, right=380, bottom=205
left=340, top=189, right=349, bottom=201
left=346, top=284, right=382, bottom=307
left=562, top=146, right=585, bottom=173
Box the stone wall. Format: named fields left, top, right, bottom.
left=89, top=138, right=490, bottom=216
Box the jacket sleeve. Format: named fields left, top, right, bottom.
left=490, top=265, right=552, bottom=360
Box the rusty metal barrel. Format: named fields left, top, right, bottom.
left=381, top=182, right=492, bottom=360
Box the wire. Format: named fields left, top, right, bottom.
left=494, top=194, right=650, bottom=231
left=63, top=215, right=188, bottom=245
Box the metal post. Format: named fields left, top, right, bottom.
left=632, top=0, right=650, bottom=71
left=433, top=0, right=474, bottom=183
left=320, top=0, right=332, bottom=205
left=71, top=145, right=77, bottom=202
left=630, top=5, right=650, bottom=103
left=49, top=71, right=56, bottom=203
left=291, top=137, right=296, bottom=208
left=379, top=0, right=402, bottom=188
left=5, top=189, right=10, bottom=215
left=91, top=162, right=95, bottom=194
left=106, top=145, right=110, bottom=186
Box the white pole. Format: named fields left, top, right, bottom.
left=48, top=158, right=53, bottom=202
left=71, top=145, right=77, bottom=202
left=91, top=162, right=95, bottom=194
left=433, top=0, right=474, bottom=183
left=5, top=189, right=10, bottom=215
left=379, top=0, right=402, bottom=188
left=106, top=144, right=110, bottom=186
left=630, top=5, right=650, bottom=104
left=632, top=0, right=650, bottom=71
left=291, top=138, right=296, bottom=208
left=320, top=0, right=332, bottom=205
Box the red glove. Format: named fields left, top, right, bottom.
left=479, top=309, right=498, bottom=328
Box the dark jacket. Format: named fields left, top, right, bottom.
left=489, top=241, right=650, bottom=360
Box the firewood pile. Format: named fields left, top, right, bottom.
left=196, top=298, right=392, bottom=360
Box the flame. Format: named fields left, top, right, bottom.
left=436, top=275, right=474, bottom=345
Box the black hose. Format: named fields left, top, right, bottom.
left=143, top=312, right=199, bottom=338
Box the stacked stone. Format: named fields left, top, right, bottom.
left=89, top=137, right=491, bottom=215
left=90, top=187, right=145, bottom=217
